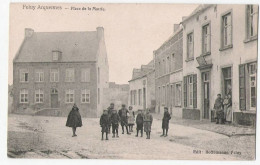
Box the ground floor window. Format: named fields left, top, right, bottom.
left=183, top=74, right=197, bottom=108
left=81, top=89, right=90, bottom=103
left=239, top=62, right=257, bottom=110
left=175, top=83, right=182, bottom=106
left=66, top=89, right=74, bottom=103
left=20, top=89, right=28, bottom=103
left=35, top=89, right=44, bottom=103
left=138, top=89, right=142, bottom=105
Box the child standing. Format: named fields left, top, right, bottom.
left=143, top=108, right=153, bottom=139
left=110, top=109, right=120, bottom=138
left=135, top=109, right=144, bottom=137
left=160, top=107, right=171, bottom=137
left=128, top=106, right=135, bottom=132
left=100, top=109, right=110, bottom=140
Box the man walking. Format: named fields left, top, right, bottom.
left=160, top=107, right=171, bottom=137
left=118, top=104, right=131, bottom=135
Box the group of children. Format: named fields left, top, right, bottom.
left=100, top=103, right=172, bottom=141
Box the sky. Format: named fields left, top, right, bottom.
left=9, top=3, right=198, bottom=85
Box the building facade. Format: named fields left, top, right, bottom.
left=128, top=61, right=155, bottom=112
left=181, top=4, right=258, bottom=126
left=154, top=26, right=183, bottom=118
left=13, top=27, right=109, bottom=117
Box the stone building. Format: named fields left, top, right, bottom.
left=128, top=60, right=155, bottom=112
left=154, top=25, right=183, bottom=117
left=13, top=27, right=109, bottom=117
left=103, top=82, right=129, bottom=110
left=181, top=4, right=258, bottom=126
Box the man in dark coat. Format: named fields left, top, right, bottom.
left=66, top=104, right=82, bottom=137
left=118, top=104, right=130, bottom=135
left=100, top=109, right=110, bottom=140
left=160, top=107, right=171, bottom=137
left=107, top=103, right=114, bottom=133
left=135, top=109, right=144, bottom=137
left=214, top=94, right=224, bottom=124
left=110, top=109, right=120, bottom=138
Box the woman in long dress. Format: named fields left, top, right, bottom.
left=225, top=94, right=232, bottom=123
left=66, top=104, right=82, bottom=137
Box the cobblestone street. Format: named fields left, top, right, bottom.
left=7, top=114, right=255, bottom=160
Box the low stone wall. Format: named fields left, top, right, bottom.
left=182, top=108, right=200, bottom=120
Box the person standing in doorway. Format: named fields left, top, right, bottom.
left=225, top=94, right=232, bottom=124
left=160, top=107, right=171, bottom=137
left=214, top=94, right=224, bottom=124
left=66, top=104, right=82, bottom=137
left=118, top=104, right=131, bottom=135
left=143, top=108, right=153, bottom=139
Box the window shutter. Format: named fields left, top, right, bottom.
left=239, top=64, right=246, bottom=110
left=183, top=76, right=187, bottom=107
left=193, top=74, right=197, bottom=108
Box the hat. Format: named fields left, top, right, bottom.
left=164, top=107, right=168, bottom=110
left=110, top=103, right=114, bottom=105
left=122, top=104, right=126, bottom=107
left=103, top=109, right=108, bottom=112
left=138, top=109, right=142, bottom=111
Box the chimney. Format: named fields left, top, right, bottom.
left=174, top=24, right=180, bottom=33
left=25, top=28, right=34, bottom=38
left=96, top=27, right=104, bottom=40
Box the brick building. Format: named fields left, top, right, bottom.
left=13, top=27, right=109, bottom=117
left=181, top=4, right=258, bottom=126
left=154, top=25, right=183, bottom=117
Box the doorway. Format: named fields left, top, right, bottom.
left=202, top=72, right=210, bottom=119
left=51, top=88, right=59, bottom=108
left=143, top=88, right=146, bottom=110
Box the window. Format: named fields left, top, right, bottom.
left=50, top=69, right=59, bottom=82
left=65, top=68, right=75, bottom=82
left=175, top=83, right=182, bottom=106
left=81, top=89, right=90, bottom=103
left=188, top=76, right=193, bottom=107
left=138, top=89, right=142, bottom=105
left=187, top=32, right=194, bottom=59
left=183, top=74, right=197, bottom=108
left=98, top=88, right=100, bottom=104
left=158, top=87, right=161, bottom=105
left=52, top=51, right=61, bottom=61
left=98, top=67, right=100, bottom=84
left=247, top=5, right=258, bottom=38
left=81, top=68, right=90, bottom=82
left=20, top=69, right=29, bottom=82
left=20, top=89, right=28, bottom=103
left=35, top=89, right=44, bottom=103
left=158, top=62, right=161, bottom=76
left=35, top=69, right=44, bottom=82
left=162, top=86, right=166, bottom=105
left=202, top=24, right=211, bottom=54
left=222, top=67, right=232, bottom=95
left=171, top=54, right=175, bottom=71
left=162, top=59, right=166, bottom=75
left=65, top=89, right=74, bottom=103
left=249, top=63, right=256, bottom=109
left=222, top=13, right=232, bottom=47
left=167, top=56, right=170, bottom=73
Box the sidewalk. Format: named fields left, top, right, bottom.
left=152, top=113, right=256, bottom=137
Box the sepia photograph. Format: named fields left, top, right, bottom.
left=6, top=2, right=258, bottom=160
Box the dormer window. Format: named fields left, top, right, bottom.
left=52, top=51, right=61, bottom=61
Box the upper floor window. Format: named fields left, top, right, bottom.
left=222, top=13, right=232, bottom=47
left=81, top=68, right=90, bottom=82
left=35, top=69, right=44, bottom=82
left=202, top=24, right=211, bottom=54
left=50, top=69, right=59, bottom=82
left=187, top=32, right=194, bottom=59
left=20, top=69, right=29, bottom=82
left=65, top=68, right=75, bottom=82
left=20, top=89, right=28, bottom=103
left=166, top=56, right=170, bottom=73
left=247, top=5, right=258, bottom=39
left=52, top=51, right=61, bottom=61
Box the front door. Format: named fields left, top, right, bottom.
left=51, top=88, right=59, bottom=108
left=202, top=72, right=210, bottom=119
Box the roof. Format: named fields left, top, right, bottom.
left=181, top=4, right=215, bottom=24
left=129, top=60, right=154, bottom=82
left=14, top=31, right=100, bottom=62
